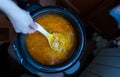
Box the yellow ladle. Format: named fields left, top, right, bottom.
left=35, top=22, right=66, bottom=51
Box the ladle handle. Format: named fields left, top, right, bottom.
left=35, top=22, right=49, bottom=37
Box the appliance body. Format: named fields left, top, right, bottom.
left=12, top=1, right=85, bottom=75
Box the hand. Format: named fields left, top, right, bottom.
left=8, top=9, right=37, bottom=34
left=0, top=0, right=37, bottom=34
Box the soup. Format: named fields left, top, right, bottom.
left=26, top=14, right=76, bottom=65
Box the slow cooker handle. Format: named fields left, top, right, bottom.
left=64, top=61, right=80, bottom=75
left=17, top=0, right=41, bottom=13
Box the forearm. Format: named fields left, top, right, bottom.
left=0, top=0, right=23, bottom=18
left=0, top=0, right=36, bottom=34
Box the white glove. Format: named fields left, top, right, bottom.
left=0, top=0, right=37, bottom=34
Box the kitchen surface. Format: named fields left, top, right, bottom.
left=0, top=0, right=120, bottom=77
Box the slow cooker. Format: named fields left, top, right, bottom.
left=12, top=2, right=85, bottom=75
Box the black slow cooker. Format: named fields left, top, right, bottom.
left=12, top=2, right=85, bottom=75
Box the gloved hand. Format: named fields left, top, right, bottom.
left=7, top=9, right=37, bottom=34
left=0, top=0, right=37, bottom=34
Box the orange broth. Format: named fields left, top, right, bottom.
left=26, top=14, right=76, bottom=65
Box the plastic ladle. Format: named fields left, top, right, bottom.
left=35, top=22, right=66, bottom=51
